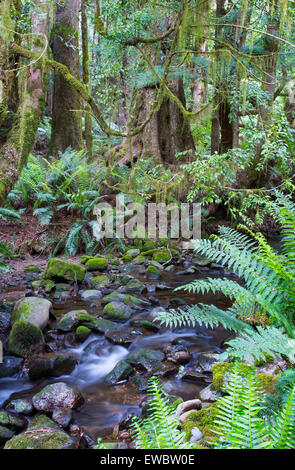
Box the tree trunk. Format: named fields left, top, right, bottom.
left=0, top=0, right=49, bottom=204
left=81, top=0, right=93, bottom=157
left=49, top=0, right=83, bottom=155
left=110, top=79, right=195, bottom=166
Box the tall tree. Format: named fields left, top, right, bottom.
left=49, top=0, right=83, bottom=155
left=0, top=0, right=49, bottom=203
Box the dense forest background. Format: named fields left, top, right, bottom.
left=1, top=0, right=295, bottom=452
left=0, top=0, right=295, bottom=255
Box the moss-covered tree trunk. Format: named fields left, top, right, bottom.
left=0, top=0, right=49, bottom=204
left=49, top=0, right=83, bottom=155
left=81, top=0, right=92, bottom=157
left=110, top=79, right=195, bottom=166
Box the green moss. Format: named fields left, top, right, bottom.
left=143, top=240, right=157, bottom=251
left=182, top=405, right=218, bottom=444
left=122, top=254, right=132, bottom=262
left=75, top=325, right=91, bottom=341
left=153, top=250, right=170, bottom=263
left=81, top=255, right=94, bottom=264
left=255, top=373, right=278, bottom=394
left=24, top=266, right=41, bottom=273
left=211, top=362, right=253, bottom=391
left=8, top=320, right=44, bottom=357
left=90, top=275, right=110, bottom=288
left=132, top=255, right=146, bottom=264
left=44, top=258, right=85, bottom=282
left=254, top=353, right=275, bottom=367
left=85, top=257, right=108, bottom=271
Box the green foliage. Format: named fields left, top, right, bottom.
left=0, top=241, right=13, bottom=273
left=157, top=196, right=295, bottom=363
left=212, top=363, right=295, bottom=449
left=131, top=377, right=192, bottom=449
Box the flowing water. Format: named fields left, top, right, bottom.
left=0, top=265, right=234, bottom=443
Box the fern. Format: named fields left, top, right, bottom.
left=213, top=364, right=295, bottom=449
left=131, top=377, right=192, bottom=449
left=157, top=195, right=295, bottom=362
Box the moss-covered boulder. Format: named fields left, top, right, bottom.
left=4, top=415, right=77, bottom=449
left=85, top=257, right=108, bottom=271
left=104, top=360, right=134, bottom=384
left=102, top=302, right=132, bottom=322
left=0, top=411, right=26, bottom=431
left=153, top=249, right=171, bottom=263
left=8, top=320, right=44, bottom=358
left=44, top=258, right=85, bottom=282
left=182, top=404, right=218, bottom=447
left=211, top=362, right=252, bottom=391
left=122, top=253, right=132, bottom=262
left=11, top=297, right=52, bottom=330
left=146, top=264, right=161, bottom=279
left=75, top=325, right=91, bottom=342
left=121, top=279, right=145, bottom=294
left=55, top=310, right=97, bottom=332
left=90, top=275, right=110, bottom=288
left=143, top=240, right=157, bottom=251
left=132, top=255, right=146, bottom=265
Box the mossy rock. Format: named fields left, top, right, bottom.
left=85, top=257, right=108, bottom=271
left=211, top=362, right=253, bottom=392
left=121, top=279, right=145, bottom=294
left=44, top=258, right=85, bottom=282
left=153, top=249, right=170, bottom=263
left=254, top=353, right=275, bottom=367
left=143, top=240, right=157, bottom=251
left=146, top=264, right=161, bottom=279
left=11, top=296, right=52, bottom=330
left=24, top=266, right=41, bottom=273
left=132, top=255, right=146, bottom=265
left=110, top=257, right=120, bottom=266
left=90, top=275, right=110, bottom=288
left=75, top=326, right=91, bottom=341
left=255, top=373, right=278, bottom=394
left=126, top=348, right=164, bottom=370
left=8, top=320, right=44, bottom=358
left=182, top=404, right=218, bottom=446
left=102, top=302, right=132, bottom=322
left=80, top=255, right=94, bottom=264
left=122, top=254, right=132, bottom=262
left=55, top=310, right=103, bottom=332
left=4, top=414, right=76, bottom=449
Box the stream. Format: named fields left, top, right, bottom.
left=0, top=263, right=234, bottom=444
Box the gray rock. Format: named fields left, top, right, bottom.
left=0, top=310, right=10, bottom=335
left=32, top=382, right=84, bottom=412
left=199, top=385, right=222, bottom=402
left=0, top=356, right=23, bottom=378
left=196, top=352, right=222, bottom=373
left=52, top=408, right=72, bottom=428
left=190, top=426, right=203, bottom=443
left=28, top=354, right=78, bottom=380
left=104, top=360, right=134, bottom=384
left=5, top=399, right=33, bottom=416
left=80, top=290, right=103, bottom=301
left=11, top=297, right=52, bottom=330
left=175, top=399, right=202, bottom=417
left=0, top=411, right=26, bottom=431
